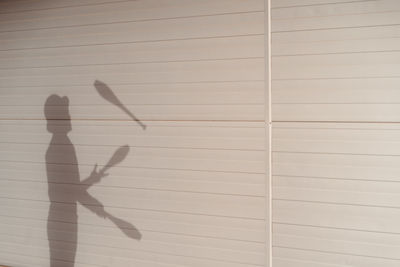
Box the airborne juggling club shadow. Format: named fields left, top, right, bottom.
left=94, top=80, right=146, bottom=130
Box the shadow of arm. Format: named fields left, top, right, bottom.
left=77, top=190, right=107, bottom=219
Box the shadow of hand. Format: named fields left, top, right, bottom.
left=81, top=164, right=109, bottom=188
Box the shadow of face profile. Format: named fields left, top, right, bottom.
left=44, top=94, right=72, bottom=134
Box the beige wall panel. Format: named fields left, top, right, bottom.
left=272, top=122, right=400, bottom=243
left=273, top=151, right=400, bottom=181
left=273, top=200, right=400, bottom=235
left=0, top=58, right=264, bottom=121
left=0, top=0, right=141, bottom=13
left=0, top=219, right=266, bottom=265
left=273, top=0, right=399, bottom=20
left=273, top=52, right=400, bottom=79
left=0, top=198, right=265, bottom=243
left=273, top=103, right=400, bottom=122
left=272, top=24, right=400, bottom=44
left=0, top=0, right=264, bottom=32
left=273, top=124, right=400, bottom=155
left=273, top=247, right=400, bottom=267
left=272, top=78, right=400, bottom=103
left=0, top=58, right=264, bottom=87
left=0, top=179, right=265, bottom=218
left=0, top=120, right=265, bottom=150
left=273, top=33, right=400, bottom=55
left=0, top=12, right=264, bottom=50
left=0, top=81, right=264, bottom=105
left=272, top=0, right=400, bottom=266
left=271, top=0, right=369, bottom=8
left=274, top=223, right=400, bottom=260
left=0, top=143, right=265, bottom=173
left=274, top=175, right=400, bottom=207
left=0, top=35, right=264, bottom=68
left=0, top=104, right=264, bottom=121
left=0, top=161, right=265, bottom=196
left=0, top=1, right=269, bottom=266
left=272, top=0, right=400, bottom=32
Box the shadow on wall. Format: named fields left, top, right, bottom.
left=44, top=81, right=144, bottom=266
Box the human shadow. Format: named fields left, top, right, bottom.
left=44, top=95, right=142, bottom=267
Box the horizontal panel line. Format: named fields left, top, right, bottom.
left=0, top=10, right=264, bottom=34
left=0, top=56, right=264, bottom=70
left=0, top=0, right=136, bottom=15
left=272, top=76, right=400, bottom=81
left=0, top=79, right=265, bottom=87
left=272, top=121, right=400, bottom=123
left=272, top=174, right=400, bottom=184
left=0, top=235, right=264, bottom=267
left=0, top=56, right=264, bottom=71
left=273, top=198, right=400, bottom=210
left=272, top=49, right=400, bottom=58
left=271, top=124, right=400, bottom=130
left=272, top=245, right=400, bottom=262
left=271, top=36, right=400, bottom=45
left=0, top=248, right=101, bottom=267
left=0, top=159, right=265, bottom=175
left=271, top=0, right=375, bottom=10
left=0, top=213, right=263, bottom=238
left=1, top=9, right=265, bottom=33
left=272, top=6, right=400, bottom=22
left=0, top=215, right=266, bottom=245
left=0, top=34, right=265, bottom=52
left=0, top=119, right=266, bottom=123
left=0, top=213, right=264, bottom=239
left=0, top=58, right=263, bottom=74
left=273, top=102, right=400, bottom=104
left=0, top=234, right=266, bottom=267
left=0, top=142, right=265, bottom=152
left=0, top=179, right=265, bottom=198
left=272, top=150, right=400, bottom=157
left=0, top=238, right=266, bottom=265
left=272, top=23, right=400, bottom=34
left=0, top=121, right=265, bottom=128
left=0, top=196, right=265, bottom=221
left=273, top=222, right=400, bottom=236
left=0, top=103, right=264, bottom=106
left=2, top=180, right=265, bottom=195
left=272, top=127, right=400, bottom=131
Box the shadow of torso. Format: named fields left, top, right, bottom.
left=46, top=134, right=79, bottom=267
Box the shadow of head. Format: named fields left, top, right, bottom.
left=44, top=94, right=72, bottom=134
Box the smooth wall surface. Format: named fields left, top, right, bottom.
left=0, top=1, right=270, bottom=266
left=272, top=0, right=400, bottom=266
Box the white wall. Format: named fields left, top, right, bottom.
left=272, top=0, right=400, bottom=266
left=0, top=1, right=270, bottom=266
